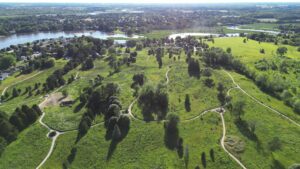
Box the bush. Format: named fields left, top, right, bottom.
left=293, top=100, right=300, bottom=114
left=268, top=137, right=282, bottom=151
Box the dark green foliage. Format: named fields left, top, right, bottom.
left=12, top=88, right=19, bottom=97
left=126, top=40, right=137, bottom=48
left=204, top=78, right=214, bottom=88
left=202, top=68, right=212, bottom=77
left=0, top=54, right=16, bottom=70
left=188, top=58, right=200, bottom=78
left=210, top=149, right=215, bottom=162
left=271, top=158, right=285, bottom=169
left=0, top=136, right=7, bottom=157
left=138, top=83, right=169, bottom=121
left=164, top=113, right=180, bottom=150
left=45, top=70, right=65, bottom=91
left=293, top=100, right=300, bottom=114
left=131, top=73, right=145, bottom=88
left=67, top=147, right=77, bottom=163
left=81, top=58, right=94, bottom=70
left=276, top=47, right=288, bottom=56
left=155, top=48, right=164, bottom=69
left=184, top=94, right=191, bottom=112
left=177, top=137, right=184, bottom=158
left=231, top=100, right=246, bottom=120
left=8, top=105, right=41, bottom=132
left=87, top=83, right=120, bottom=115
left=268, top=137, right=282, bottom=151
left=226, top=47, right=231, bottom=53
left=112, top=124, right=121, bottom=141
left=217, top=83, right=226, bottom=105
left=77, top=114, right=92, bottom=142
left=0, top=111, right=18, bottom=143
left=288, top=164, right=300, bottom=169
left=25, top=58, right=55, bottom=74
left=201, top=152, right=207, bottom=168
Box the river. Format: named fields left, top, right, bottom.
left=0, top=31, right=142, bottom=49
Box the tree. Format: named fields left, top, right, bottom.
left=12, top=88, right=19, bottom=97
left=217, top=83, right=226, bottom=105
left=0, top=54, right=16, bottom=70
left=204, top=78, right=214, bottom=88
left=0, top=136, right=7, bottom=157
left=231, top=100, right=246, bottom=120
left=164, top=113, right=179, bottom=149
left=276, top=47, right=288, bottom=56
left=132, top=73, right=145, bottom=87
left=293, top=100, right=300, bottom=114
left=188, top=58, right=200, bottom=78
left=268, top=137, right=282, bottom=151
left=177, top=137, right=184, bottom=158
left=210, top=149, right=215, bottom=162
left=184, top=145, right=189, bottom=169
left=201, top=152, right=207, bottom=168
left=184, top=94, right=191, bottom=112
left=112, top=124, right=121, bottom=141
left=82, top=58, right=94, bottom=70
left=226, top=47, right=231, bottom=54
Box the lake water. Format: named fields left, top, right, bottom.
left=226, top=26, right=280, bottom=34
left=0, top=31, right=141, bottom=49
left=169, top=32, right=240, bottom=39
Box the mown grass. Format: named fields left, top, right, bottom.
left=207, top=37, right=300, bottom=64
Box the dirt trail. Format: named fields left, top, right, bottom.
left=219, top=112, right=247, bottom=169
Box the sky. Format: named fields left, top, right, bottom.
left=0, top=0, right=300, bottom=3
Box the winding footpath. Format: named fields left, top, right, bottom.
left=1, top=71, right=43, bottom=96
left=7, top=66, right=298, bottom=169
left=223, top=70, right=300, bottom=128
left=127, top=66, right=248, bottom=169
left=219, top=112, right=247, bottom=169
left=36, top=72, right=79, bottom=169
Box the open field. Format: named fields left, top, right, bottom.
left=0, top=36, right=299, bottom=169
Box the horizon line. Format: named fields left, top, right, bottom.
left=1, top=2, right=300, bottom=4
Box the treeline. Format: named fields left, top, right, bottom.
left=0, top=9, right=256, bottom=36
left=202, top=47, right=300, bottom=114
left=22, top=57, right=55, bottom=74
left=246, top=32, right=300, bottom=46
left=0, top=104, right=42, bottom=149
left=76, top=82, right=130, bottom=156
